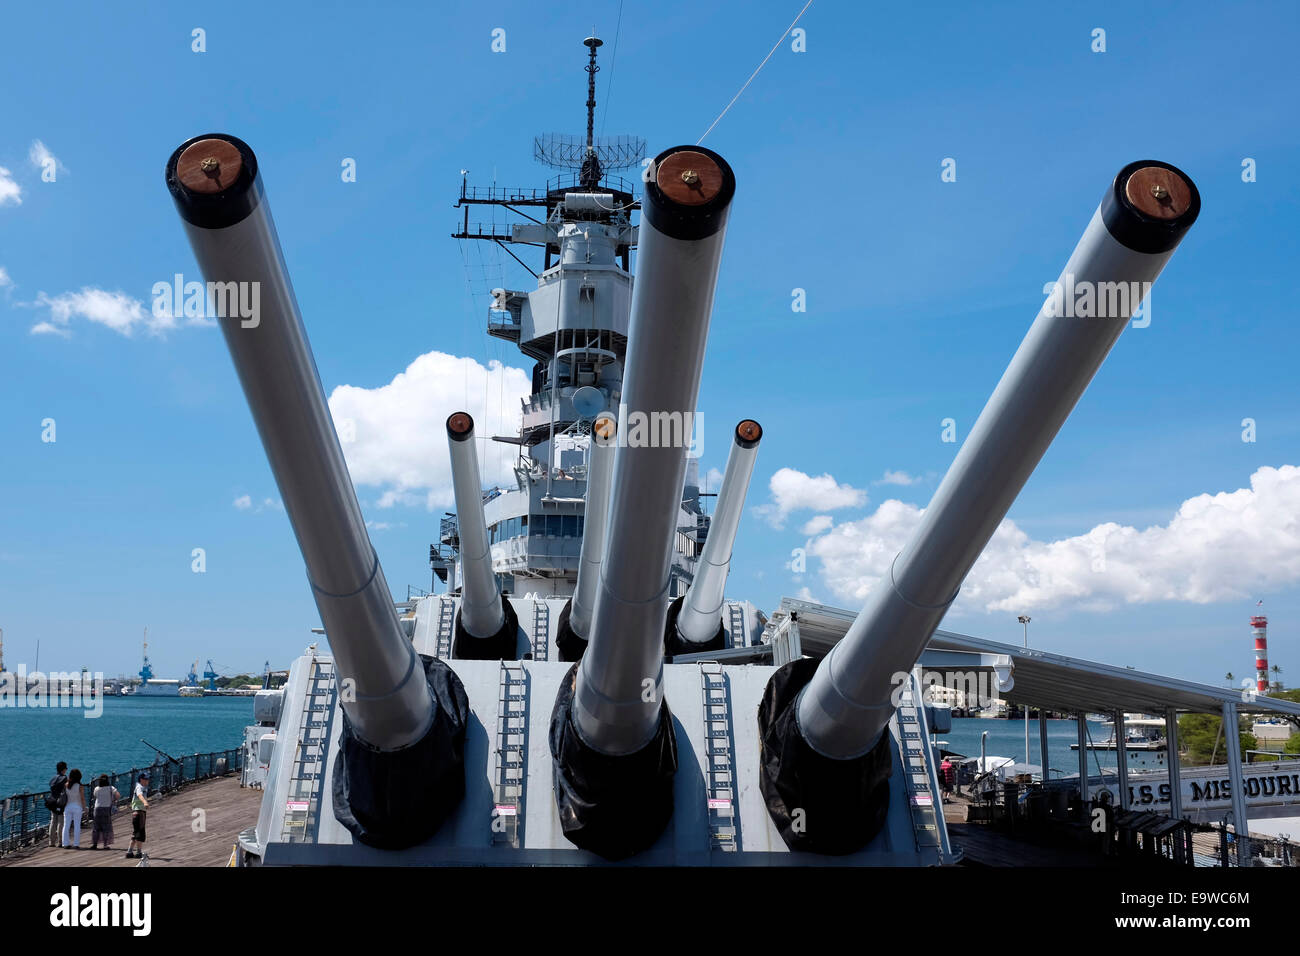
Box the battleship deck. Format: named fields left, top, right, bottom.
left=0, top=775, right=257, bottom=868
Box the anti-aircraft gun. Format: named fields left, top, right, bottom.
left=167, top=127, right=1197, bottom=864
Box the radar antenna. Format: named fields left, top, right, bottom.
left=534, top=36, right=646, bottom=188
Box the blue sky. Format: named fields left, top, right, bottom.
left=1, top=0, right=1297, bottom=688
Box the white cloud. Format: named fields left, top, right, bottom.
left=703, top=467, right=725, bottom=493
left=755, top=467, right=868, bottom=528
left=29, top=288, right=175, bottom=337
left=801, top=514, right=834, bottom=535
left=806, top=465, right=1300, bottom=614
left=0, top=267, right=12, bottom=290
left=328, top=350, right=530, bottom=510
left=233, top=495, right=282, bottom=513
left=0, top=166, right=20, bottom=206
left=877, top=469, right=920, bottom=486
left=28, top=140, right=65, bottom=175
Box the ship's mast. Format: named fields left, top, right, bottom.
left=442, top=38, right=712, bottom=600
left=581, top=36, right=602, bottom=188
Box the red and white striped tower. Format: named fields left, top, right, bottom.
left=1251, top=613, right=1269, bottom=693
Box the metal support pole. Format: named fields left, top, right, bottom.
left=981, top=730, right=988, bottom=785
left=1115, top=710, right=1130, bottom=810
left=1166, top=707, right=1183, bottom=821
left=1222, top=701, right=1250, bottom=859
left=1077, top=712, right=1090, bottom=807
left=1038, top=711, right=1050, bottom=781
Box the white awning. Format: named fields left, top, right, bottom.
left=776, top=597, right=1300, bottom=718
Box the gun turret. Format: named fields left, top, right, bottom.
left=760, top=160, right=1201, bottom=854
left=446, top=412, right=518, bottom=659
left=166, top=134, right=469, bottom=848
left=558, top=412, right=618, bottom=661
left=550, top=145, right=736, bottom=859
left=668, top=419, right=762, bottom=652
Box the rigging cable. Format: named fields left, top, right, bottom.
left=696, top=0, right=814, bottom=145
left=599, top=0, right=625, bottom=137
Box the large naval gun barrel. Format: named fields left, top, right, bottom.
left=669, top=419, right=762, bottom=651
left=551, top=145, right=736, bottom=859
left=446, top=413, right=517, bottom=659
left=167, top=135, right=470, bottom=848
left=759, top=161, right=1200, bottom=855
left=563, top=412, right=618, bottom=654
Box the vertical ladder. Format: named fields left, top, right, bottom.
left=491, top=660, right=528, bottom=847
left=726, top=602, right=746, bottom=648
left=700, top=662, right=740, bottom=851
left=435, top=597, right=455, bottom=659
left=280, top=657, right=336, bottom=843
left=530, top=601, right=549, bottom=661
left=896, top=674, right=943, bottom=851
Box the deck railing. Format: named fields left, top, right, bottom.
left=0, top=747, right=244, bottom=857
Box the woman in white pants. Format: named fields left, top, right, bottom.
left=61, top=768, right=85, bottom=849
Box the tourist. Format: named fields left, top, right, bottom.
left=45, top=761, right=68, bottom=848
left=90, top=774, right=120, bottom=850
left=61, top=768, right=85, bottom=849
left=125, top=770, right=150, bottom=859
left=939, top=757, right=955, bottom=803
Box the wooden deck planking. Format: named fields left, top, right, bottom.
left=0, top=775, right=261, bottom=868
left=940, top=790, right=1111, bottom=866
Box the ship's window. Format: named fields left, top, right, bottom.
left=576, top=516, right=584, bottom=537
left=547, top=515, right=562, bottom=537
left=561, top=515, right=576, bottom=537
left=530, top=517, right=543, bottom=537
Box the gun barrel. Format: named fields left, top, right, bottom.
left=675, top=420, right=762, bottom=645
left=569, top=413, right=618, bottom=640
left=446, top=413, right=506, bottom=640
left=797, top=161, right=1201, bottom=759
left=165, top=134, right=433, bottom=751
left=573, top=145, right=736, bottom=754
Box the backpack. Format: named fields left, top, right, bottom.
left=45, top=774, right=67, bottom=813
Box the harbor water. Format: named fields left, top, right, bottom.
left=940, top=717, right=1168, bottom=777
left=0, top=695, right=252, bottom=797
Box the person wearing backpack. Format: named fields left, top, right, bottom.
left=45, top=761, right=68, bottom=848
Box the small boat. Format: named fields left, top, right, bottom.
left=1071, top=715, right=1166, bottom=751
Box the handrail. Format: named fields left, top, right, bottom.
left=0, top=747, right=244, bottom=857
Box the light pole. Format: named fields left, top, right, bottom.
left=1018, top=615, right=1031, bottom=767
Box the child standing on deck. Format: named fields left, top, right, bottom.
left=125, top=771, right=150, bottom=859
